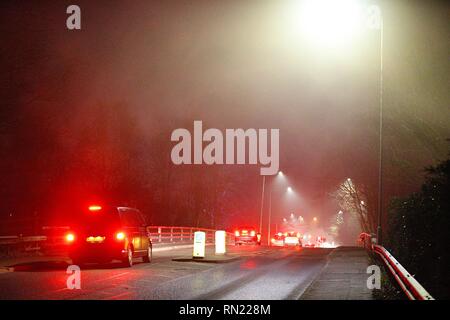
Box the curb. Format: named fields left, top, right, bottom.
left=172, top=255, right=240, bottom=263
left=152, top=243, right=217, bottom=252
left=152, top=244, right=194, bottom=252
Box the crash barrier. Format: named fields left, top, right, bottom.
left=147, top=226, right=235, bottom=244
left=0, top=235, right=47, bottom=256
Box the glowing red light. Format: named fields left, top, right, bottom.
left=66, top=233, right=75, bottom=242
left=88, top=205, right=102, bottom=211
left=116, top=232, right=125, bottom=240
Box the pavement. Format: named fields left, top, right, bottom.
left=0, top=245, right=375, bottom=300
left=300, top=246, right=374, bottom=300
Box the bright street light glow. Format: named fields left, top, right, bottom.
left=287, top=186, right=293, bottom=193
left=278, top=171, right=284, bottom=176
left=289, top=0, right=364, bottom=48
left=313, top=217, right=318, bottom=222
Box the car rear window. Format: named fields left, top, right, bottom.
left=118, top=209, right=145, bottom=227
left=72, top=207, right=121, bottom=233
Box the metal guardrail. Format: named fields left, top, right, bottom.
left=0, top=235, right=47, bottom=255
left=359, top=232, right=434, bottom=300
left=147, top=226, right=235, bottom=244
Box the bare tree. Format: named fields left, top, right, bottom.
left=332, top=178, right=375, bottom=234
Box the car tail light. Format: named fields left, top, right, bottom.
left=88, top=205, right=102, bottom=211
left=234, top=231, right=240, bottom=237
left=65, top=233, right=75, bottom=243
left=271, top=238, right=275, bottom=243
left=116, top=232, right=125, bottom=240
left=250, top=230, right=256, bottom=236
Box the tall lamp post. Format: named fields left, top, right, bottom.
left=373, top=6, right=384, bottom=245
left=259, top=176, right=265, bottom=234
left=259, top=171, right=284, bottom=239
left=267, top=185, right=294, bottom=245
left=292, top=1, right=384, bottom=244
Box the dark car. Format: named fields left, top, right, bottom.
left=234, top=227, right=261, bottom=245
left=65, top=205, right=152, bottom=267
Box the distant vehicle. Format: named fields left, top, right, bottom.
left=66, top=205, right=152, bottom=267
left=316, top=236, right=326, bottom=248
left=234, top=227, right=261, bottom=245
left=284, top=231, right=302, bottom=247
left=270, top=233, right=285, bottom=247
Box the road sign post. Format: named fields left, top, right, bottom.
left=193, top=231, right=206, bottom=259
left=215, top=230, right=226, bottom=255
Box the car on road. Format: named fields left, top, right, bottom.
left=234, top=227, right=261, bottom=245
left=284, top=231, right=302, bottom=247
left=270, top=233, right=285, bottom=247
left=65, top=205, right=152, bottom=267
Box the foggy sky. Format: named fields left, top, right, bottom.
left=1, top=0, right=449, bottom=234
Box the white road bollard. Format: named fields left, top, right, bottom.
left=193, top=231, right=206, bottom=259
left=215, top=230, right=226, bottom=255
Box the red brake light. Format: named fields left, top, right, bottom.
left=234, top=231, right=240, bottom=237
left=250, top=231, right=256, bottom=236
left=66, top=233, right=75, bottom=242
left=116, top=232, right=125, bottom=240
left=88, top=205, right=102, bottom=211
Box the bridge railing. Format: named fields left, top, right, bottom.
left=0, top=235, right=47, bottom=256
left=359, top=232, right=434, bottom=300
left=147, top=226, right=235, bottom=244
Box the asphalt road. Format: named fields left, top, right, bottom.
left=0, top=246, right=333, bottom=300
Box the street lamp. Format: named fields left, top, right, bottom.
left=293, top=0, right=364, bottom=49
left=268, top=186, right=294, bottom=245
left=259, top=170, right=285, bottom=234
left=288, top=1, right=384, bottom=244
